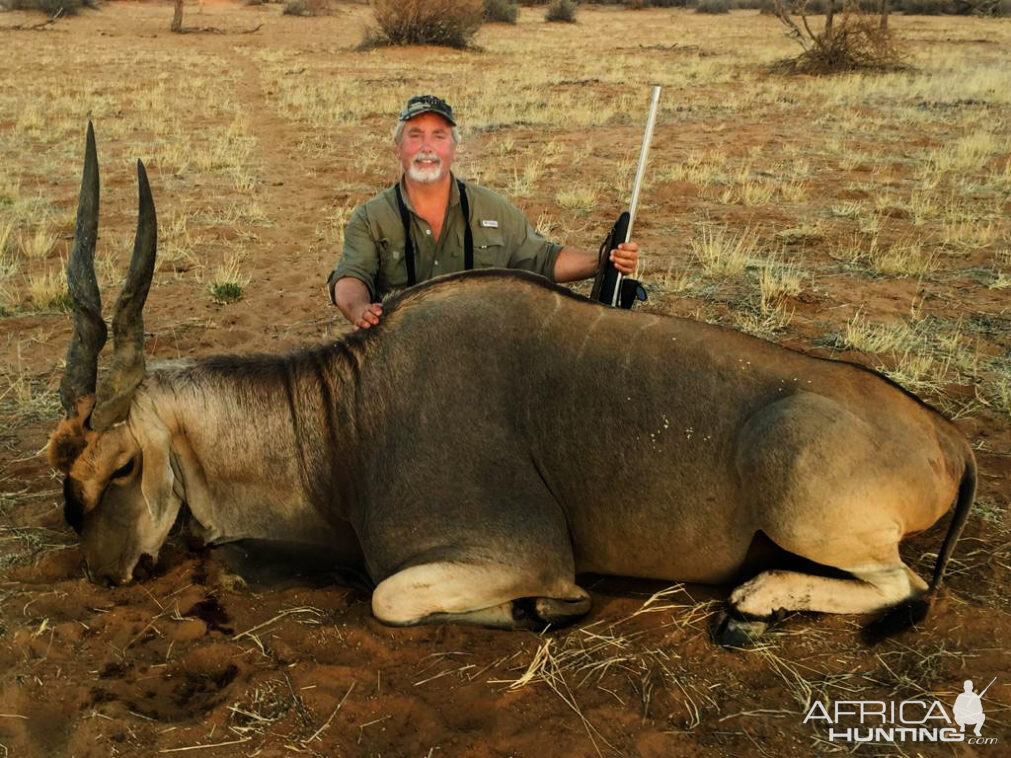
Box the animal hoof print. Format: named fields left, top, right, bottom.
left=712, top=610, right=769, bottom=649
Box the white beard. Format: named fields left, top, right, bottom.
left=407, top=155, right=444, bottom=184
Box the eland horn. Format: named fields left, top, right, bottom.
left=59, top=121, right=108, bottom=419
left=90, top=159, right=157, bottom=430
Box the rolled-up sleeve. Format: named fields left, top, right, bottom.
left=328, top=206, right=379, bottom=302
left=503, top=205, right=564, bottom=281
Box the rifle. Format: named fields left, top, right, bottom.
left=591, top=85, right=661, bottom=309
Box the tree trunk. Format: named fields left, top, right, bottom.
left=825, top=0, right=834, bottom=41
left=878, top=0, right=889, bottom=31
left=171, top=0, right=184, bottom=33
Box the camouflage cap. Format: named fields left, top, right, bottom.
left=398, top=94, right=456, bottom=126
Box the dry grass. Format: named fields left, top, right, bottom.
left=492, top=587, right=721, bottom=747
left=555, top=186, right=598, bottom=213
left=759, top=256, right=802, bottom=314
left=838, top=236, right=939, bottom=278
left=991, top=248, right=1011, bottom=289
left=18, top=224, right=58, bottom=261
left=691, top=225, right=758, bottom=278
left=26, top=266, right=69, bottom=312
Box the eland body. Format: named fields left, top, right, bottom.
left=51, top=126, right=975, bottom=643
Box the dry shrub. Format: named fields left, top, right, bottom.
left=772, top=1, right=905, bottom=73
left=1, top=0, right=90, bottom=14
left=364, top=0, right=484, bottom=49
left=283, top=0, right=338, bottom=16
left=545, top=0, right=577, bottom=21
left=484, top=0, right=518, bottom=22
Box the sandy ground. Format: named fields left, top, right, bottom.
left=0, top=3, right=1009, bottom=756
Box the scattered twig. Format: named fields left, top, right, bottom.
left=173, top=23, right=263, bottom=35
left=302, top=681, right=355, bottom=745
left=232, top=606, right=323, bottom=641
left=157, top=737, right=251, bottom=753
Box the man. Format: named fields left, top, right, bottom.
left=328, top=95, right=640, bottom=329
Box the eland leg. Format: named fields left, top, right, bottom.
left=729, top=562, right=927, bottom=617
left=371, top=561, right=590, bottom=630
left=714, top=561, right=928, bottom=647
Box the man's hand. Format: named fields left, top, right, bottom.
left=610, top=241, right=638, bottom=275
left=334, top=277, right=384, bottom=329
left=352, top=303, right=383, bottom=329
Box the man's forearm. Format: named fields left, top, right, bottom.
left=552, top=247, right=599, bottom=283
left=552, top=242, right=639, bottom=283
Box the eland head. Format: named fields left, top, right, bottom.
left=48, top=123, right=181, bottom=585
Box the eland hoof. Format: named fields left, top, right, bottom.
left=712, top=609, right=770, bottom=648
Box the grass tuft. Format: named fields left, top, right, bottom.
left=209, top=251, right=250, bottom=305
left=26, top=267, right=70, bottom=311
left=691, top=225, right=758, bottom=278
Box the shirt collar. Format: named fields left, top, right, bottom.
left=398, top=172, right=460, bottom=212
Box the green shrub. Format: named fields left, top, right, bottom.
left=209, top=282, right=244, bottom=305
left=364, top=0, right=484, bottom=49
left=484, top=0, right=519, bottom=21
left=696, top=0, right=730, bottom=11
left=545, top=0, right=577, bottom=21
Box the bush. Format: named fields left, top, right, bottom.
left=545, top=0, right=577, bottom=21
left=364, top=0, right=484, bottom=48
left=484, top=0, right=518, bottom=21
left=283, top=0, right=337, bottom=15
left=2, top=0, right=89, bottom=15
left=696, top=0, right=730, bottom=10
left=897, top=0, right=951, bottom=12
left=787, top=16, right=903, bottom=72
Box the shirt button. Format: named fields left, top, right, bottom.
left=425, top=229, right=432, bottom=236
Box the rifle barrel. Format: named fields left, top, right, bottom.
left=612, top=85, right=662, bottom=307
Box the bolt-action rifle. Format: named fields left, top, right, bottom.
left=591, top=86, right=661, bottom=310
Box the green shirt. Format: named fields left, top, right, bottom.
left=328, top=177, right=563, bottom=300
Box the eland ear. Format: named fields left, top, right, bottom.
left=137, top=416, right=175, bottom=524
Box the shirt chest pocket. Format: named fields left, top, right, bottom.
left=376, top=237, right=410, bottom=289
left=472, top=228, right=508, bottom=268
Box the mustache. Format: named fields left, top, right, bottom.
left=413, top=153, right=441, bottom=165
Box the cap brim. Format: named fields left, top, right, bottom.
left=402, top=108, right=456, bottom=126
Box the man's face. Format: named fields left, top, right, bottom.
left=397, top=112, right=456, bottom=185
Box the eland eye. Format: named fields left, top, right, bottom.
left=112, top=459, right=135, bottom=480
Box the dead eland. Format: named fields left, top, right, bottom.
left=49, top=125, right=975, bottom=646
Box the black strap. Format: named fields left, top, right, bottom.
left=393, top=178, right=473, bottom=288
left=393, top=183, right=417, bottom=287
left=458, top=179, right=473, bottom=271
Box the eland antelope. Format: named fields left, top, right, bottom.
left=49, top=125, right=975, bottom=645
